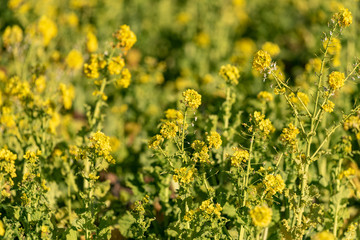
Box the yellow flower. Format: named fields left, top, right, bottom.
left=184, top=210, right=195, bottom=222
left=113, top=25, right=137, bottom=51
left=344, top=116, right=360, bottom=131
left=195, top=32, right=210, bottom=48
left=191, top=140, right=210, bottom=163
left=207, top=131, right=222, bottom=149
left=250, top=205, right=272, bottom=227
left=328, top=71, right=345, bottom=90
left=107, top=56, right=125, bottom=75
left=219, top=64, right=240, bottom=85
left=230, top=147, right=249, bottom=167
left=322, top=101, right=335, bottom=113
left=38, top=16, right=58, bottom=46
left=0, top=148, right=17, bottom=184
left=84, top=54, right=100, bottom=79
left=305, top=58, right=322, bottom=73
left=199, top=199, right=222, bottom=217
left=333, top=8, right=352, bottom=28
left=280, top=123, right=300, bottom=146
left=264, top=174, right=285, bottom=195
left=323, top=37, right=341, bottom=55
left=339, top=167, right=355, bottom=179
left=148, top=134, right=164, bottom=149
left=176, top=12, right=191, bottom=25
left=89, top=131, right=115, bottom=164
left=34, top=75, right=46, bottom=93
left=0, top=220, right=4, bottom=236
left=261, top=42, right=280, bottom=57
left=115, top=68, right=131, bottom=88
left=253, top=111, right=275, bottom=135
left=257, top=91, right=273, bottom=102
left=66, top=50, right=83, bottom=70
left=86, top=31, right=98, bottom=53
left=160, top=121, right=179, bottom=139
left=173, top=167, right=195, bottom=184
left=253, top=50, right=271, bottom=72
left=59, top=83, right=75, bottom=110
left=312, top=231, right=335, bottom=240
left=64, top=12, right=79, bottom=27
left=183, top=89, right=201, bottom=109
left=2, top=25, right=23, bottom=47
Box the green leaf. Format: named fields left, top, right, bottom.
left=66, top=228, right=78, bottom=240
left=118, top=211, right=136, bottom=237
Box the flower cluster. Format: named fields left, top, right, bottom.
left=113, top=25, right=137, bottom=51
left=182, top=89, right=202, bottom=109
left=160, top=121, right=179, bottom=139
left=253, top=111, right=275, bottom=136
left=343, top=116, right=360, bottom=131
left=107, top=56, right=125, bottom=75
left=261, top=42, right=280, bottom=57
left=333, top=8, right=352, bottom=28
left=165, top=109, right=184, bottom=125
left=257, top=91, right=273, bottom=102
left=0, top=148, right=17, bottom=196
left=206, top=131, right=222, bottom=149
left=312, top=231, right=335, bottom=240
left=148, top=134, right=164, bottom=149
left=37, top=16, right=58, bottom=46
left=289, top=92, right=309, bottom=107
left=339, top=168, right=355, bottom=180
left=322, top=100, right=335, bottom=113
left=280, top=123, right=300, bottom=146
left=2, top=25, right=23, bottom=48
left=199, top=199, right=222, bottom=217
left=59, top=83, right=75, bottom=110
left=66, top=49, right=83, bottom=70
left=191, top=140, right=210, bottom=163
left=173, top=167, right=195, bottom=185
left=230, top=147, right=249, bottom=167
left=84, top=54, right=101, bottom=79
left=250, top=205, right=272, bottom=227
left=328, top=71, right=345, bottom=90
left=323, top=37, right=341, bottom=66
left=89, top=131, right=115, bottom=164
left=219, top=64, right=240, bottom=85
left=253, top=50, right=271, bottom=72
left=263, top=174, right=285, bottom=196
left=115, top=68, right=131, bottom=88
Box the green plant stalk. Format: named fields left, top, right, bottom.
left=224, top=86, right=231, bottom=132
left=182, top=108, right=188, bottom=154
left=90, top=78, right=108, bottom=129
left=296, top=24, right=337, bottom=228
left=68, top=179, right=72, bottom=223
left=333, top=158, right=343, bottom=237
left=263, top=227, right=268, bottom=240
left=239, top=131, right=256, bottom=240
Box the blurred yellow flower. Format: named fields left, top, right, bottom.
left=38, top=16, right=58, bottom=46
left=66, top=50, right=83, bottom=70
left=250, top=205, right=272, bottom=227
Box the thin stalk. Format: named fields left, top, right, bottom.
left=90, top=78, right=107, bottom=129
left=263, top=227, right=269, bottom=240
left=333, top=158, right=343, bottom=237
left=239, top=131, right=256, bottom=240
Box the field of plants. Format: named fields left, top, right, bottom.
left=1, top=0, right=360, bottom=239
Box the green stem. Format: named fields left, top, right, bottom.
left=90, top=78, right=107, bottom=129
left=263, top=227, right=268, bottom=240
left=333, top=158, right=343, bottom=237
left=239, top=131, right=256, bottom=240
